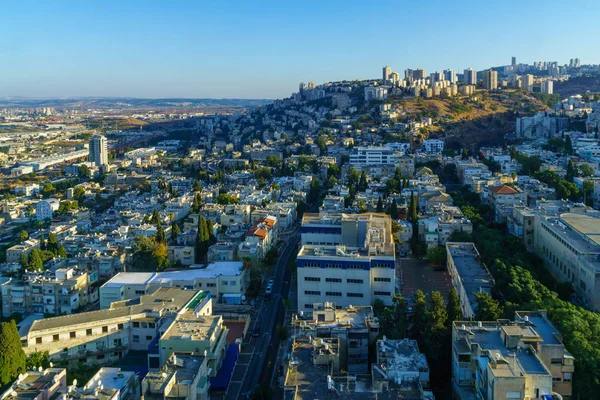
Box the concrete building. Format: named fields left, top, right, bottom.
left=142, top=353, right=211, bottom=400
left=482, top=69, right=498, bottom=91
left=237, top=216, right=278, bottom=262
left=89, top=134, right=109, bottom=167
left=522, top=74, right=535, bottom=92
left=349, top=146, right=399, bottom=166
left=99, top=263, right=248, bottom=308
left=421, top=139, right=444, bottom=155
left=21, top=288, right=214, bottom=369
left=534, top=212, right=600, bottom=311
left=463, top=68, right=477, bottom=85
left=541, top=80, right=554, bottom=95
left=373, top=338, right=429, bottom=390
left=0, top=368, right=67, bottom=400
left=36, top=198, right=60, bottom=222
left=297, top=213, right=395, bottom=311
left=452, top=310, right=574, bottom=400
left=292, top=303, right=379, bottom=374
left=446, top=243, right=494, bottom=319
left=383, top=66, right=393, bottom=81
left=70, top=367, right=140, bottom=400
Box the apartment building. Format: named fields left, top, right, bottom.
left=418, top=208, right=473, bottom=249
left=292, top=303, right=379, bottom=374
left=349, top=146, right=400, bottom=166
left=237, top=216, right=278, bottom=261
left=373, top=338, right=430, bottom=391
left=21, top=288, right=214, bottom=369
left=0, top=368, right=67, bottom=400
left=534, top=212, right=600, bottom=311
left=421, top=139, right=444, bottom=155
left=142, top=353, right=211, bottom=400
left=100, top=263, right=247, bottom=308
left=5, top=239, right=39, bottom=263
left=70, top=367, right=140, bottom=400
left=452, top=310, right=574, bottom=399
left=446, top=243, right=494, bottom=319
left=36, top=198, right=60, bottom=222
left=297, top=213, right=395, bottom=311
left=1, top=267, right=96, bottom=317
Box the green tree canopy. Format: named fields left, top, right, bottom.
left=0, top=320, right=26, bottom=385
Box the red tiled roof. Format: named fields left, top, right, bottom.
left=489, top=184, right=519, bottom=195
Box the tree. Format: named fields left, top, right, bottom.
left=308, top=177, right=321, bottom=203
left=387, top=199, right=399, bottom=220
left=19, top=230, right=28, bottom=243
left=73, top=187, right=86, bottom=202
left=358, top=171, right=368, bottom=191
left=193, top=179, right=202, bottom=192
left=579, top=163, right=594, bottom=178
left=192, top=193, right=203, bottom=212
left=152, top=242, right=169, bottom=271
left=376, top=197, right=384, bottom=213
left=195, top=216, right=211, bottom=263
left=25, top=351, right=50, bottom=370
left=171, top=221, right=180, bottom=241
left=428, top=291, right=448, bottom=331
left=565, top=135, right=573, bottom=154
left=217, top=193, right=238, bottom=205
left=151, top=209, right=161, bottom=225
left=78, top=164, right=91, bottom=179
left=474, top=291, right=502, bottom=321
left=19, top=253, right=28, bottom=271
left=426, top=246, right=447, bottom=265
left=410, top=290, right=429, bottom=343
left=156, top=221, right=166, bottom=244
left=130, top=235, right=168, bottom=272
left=446, top=288, right=463, bottom=326
left=41, top=184, right=56, bottom=198
left=390, top=295, right=409, bottom=339
left=28, top=249, right=44, bottom=272
left=47, top=233, right=59, bottom=255
left=408, top=191, right=418, bottom=223
left=566, top=159, right=577, bottom=182
left=0, top=320, right=26, bottom=385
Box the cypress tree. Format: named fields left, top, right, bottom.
left=376, top=197, right=384, bottom=213
left=156, top=221, right=166, bottom=244
left=28, top=249, right=43, bottom=272
left=446, top=287, right=463, bottom=326
left=0, top=320, right=26, bottom=385
left=171, top=221, right=180, bottom=241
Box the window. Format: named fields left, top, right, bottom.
left=97, top=354, right=105, bottom=360
left=551, top=358, right=563, bottom=364
left=347, top=279, right=363, bottom=284
left=117, top=323, right=124, bottom=330
left=206, top=283, right=216, bottom=288
left=133, top=322, right=140, bottom=328
left=146, top=336, right=153, bottom=341
left=374, top=277, right=391, bottom=282
left=102, top=326, right=108, bottom=333
left=36, top=337, right=42, bottom=344
left=304, top=277, right=321, bottom=282
left=305, top=304, right=314, bottom=309
left=230, top=281, right=237, bottom=286
left=53, top=334, right=59, bottom=342
left=86, top=329, right=92, bottom=336
left=132, top=335, right=140, bottom=343
left=325, top=278, right=342, bottom=283
left=70, top=332, right=76, bottom=338
left=552, top=377, right=562, bottom=382
left=374, top=291, right=391, bottom=296
left=325, top=292, right=342, bottom=297
left=135, top=290, right=145, bottom=295
left=304, top=290, right=321, bottom=295
left=347, top=265, right=363, bottom=270
left=222, top=281, right=228, bottom=286
left=563, top=372, right=572, bottom=382
left=347, top=293, right=364, bottom=298
left=148, top=322, right=156, bottom=329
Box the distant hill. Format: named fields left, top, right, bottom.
left=554, top=76, right=600, bottom=97
left=390, top=90, right=548, bottom=149
left=0, top=97, right=273, bottom=109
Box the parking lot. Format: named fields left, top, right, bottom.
left=398, top=258, right=452, bottom=300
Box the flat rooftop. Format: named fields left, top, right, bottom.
left=27, top=287, right=198, bottom=334
left=447, top=243, right=494, bottom=305
left=457, top=322, right=549, bottom=377
left=560, top=212, right=600, bottom=248
left=161, top=310, right=221, bottom=342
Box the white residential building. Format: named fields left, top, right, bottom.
left=349, top=146, right=399, bottom=166
left=36, top=198, right=60, bottom=221
left=422, top=139, right=444, bottom=154
left=89, top=134, right=108, bottom=167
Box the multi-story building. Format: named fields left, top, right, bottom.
left=0, top=368, right=67, bottom=399
left=541, top=80, right=554, bottom=95
left=5, top=239, right=39, bottom=263
left=99, top=263, right=248, bottom=308
left=89, top=134, right=109, bottom=167
left=237, top=215, right=278, bottom=261
left=70, top=367, right=140, bottom=400
left=142, top=353, right=211, bottom=400
left=292, top=303, right=379, bottom=374
left=522, top=74, right=535, bottom=92
left=349, top=146, right=400, bottom=166
left=482, top=69, right=498, bottom=91
left=507, top=206, right=536, bottom=250
left=452, top=310, right=574, bottom=400
left=36, top=198, right=60, bottom=222
left=463, top=68, right=477, bottom=85
left=21, top=288, right=221, bottom=370
left=297, top=213, right=395, bottom=311
left=364, top=86, right=389, bottom=101
left=382, top=65, right=393, bottom=81
left=534, top=212, right=600, bottom=311
left=486, top=184, right=527, bottom=223
left=446, top=242, right=494, bottom=318
left=421, top=139, right=444, bottom=155
left=373, top=338, right=430, bottom=390
left=418, top=207, right=473, bottom=249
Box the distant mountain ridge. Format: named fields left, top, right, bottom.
left=0, top=97, right=273, bottom=109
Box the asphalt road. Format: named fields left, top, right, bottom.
left=238, top=227, right=300, bottom=397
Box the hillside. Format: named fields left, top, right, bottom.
left=554, top=75, right=600, bottom=97
left=390, top=90, right=548, bottom=149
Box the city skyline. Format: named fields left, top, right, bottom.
left=1, top=0, right=599, bottom=99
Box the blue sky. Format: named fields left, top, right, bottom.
left=0, top=0, right=598, bottom=99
